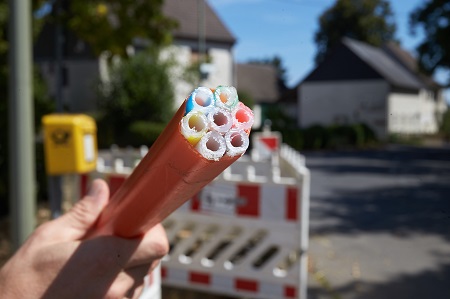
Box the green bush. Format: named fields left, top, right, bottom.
left=237, top=90, right=255, bottom=109
left=97, top=50, right=174, bottom=148
left=0, top=68, right=54, bottom=216
left=304, top=125, right=329, bottom=149
left=440, top=110, right=450, bottom=140
left=127, top=121, right=167, bottom=147
left=274, top=122, right=378, bottom=151
left=388, top=133, right=423, bottom=146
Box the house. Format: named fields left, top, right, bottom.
left=298, top=37, right=447, bottom=138
left=236, top=63, right=280, bottom=128
left=162, top=0, right=236, bottom=107
left=34, top=0, right=236, bottom=112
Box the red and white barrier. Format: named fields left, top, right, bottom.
left=178, top=181, right=300, bottom=222
left=251, top=130, right=282, bottom=161
left=80, top=142, right=309, bottom=299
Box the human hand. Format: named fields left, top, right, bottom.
left=0, top=179, right=168, bottom=299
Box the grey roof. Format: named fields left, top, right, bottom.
left=382, top=42, right=442, bottom=91
left=342, top=38, right=426, bottom=90
left=237, top=64, right=279, bottom=104
left=163, top=0, right=236, bottom=45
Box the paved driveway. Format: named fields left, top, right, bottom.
left=304, top=146, right=450, bottom=299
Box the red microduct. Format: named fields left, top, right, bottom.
left=108, top=175, right=126, bottom=197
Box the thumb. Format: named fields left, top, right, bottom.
left=50, top=179, right=110, bottom=241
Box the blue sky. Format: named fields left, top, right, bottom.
left=208, top=0, right=447, bottom=94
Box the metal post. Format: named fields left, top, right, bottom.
left=50, top=0, right=65, bottom=218
left=8, top=0, right=36, bottom=249
left=48, top=176, right=63, bottom=219
left=55, top=0, right=64, bottom=112
left=197, top=0, right=206, bottom=85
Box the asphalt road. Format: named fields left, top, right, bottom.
left=304, top=145, right=450, bottom=299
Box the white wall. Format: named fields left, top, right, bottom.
left=39, top=41, right=234, bottom=113
left=299, top=80, right=389, bottom=138
left=160, top=45, right=194, bottom=108
left=388, top=89, right=441, bottom=134
left=202, top=47, right=233, bottom=88
left=162, top=41, right=234, bottom=109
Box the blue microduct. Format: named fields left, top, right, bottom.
left=185, top=87, right=215, bottom=115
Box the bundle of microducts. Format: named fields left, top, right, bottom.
left=88, top=85, right=253, bottom=238
left=180, top=86, right=253, bottom=161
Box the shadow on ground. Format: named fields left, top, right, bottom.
left=304, top=146, right=450, bottom=299
left=311, top=181, right=450, bottom=240
left=309, top=262, right=450, bottom=299
left=305, top=146, right=450, bottom=241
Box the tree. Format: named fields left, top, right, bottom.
left=97, top=50, right=175, bottom=147
left=410, top=0, right=450, bottom=85
left=67, top=1, right=177, bottom=57
left=314, top=0, right=396, bottom=64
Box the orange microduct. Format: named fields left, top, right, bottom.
left=89, top=86, right=253, bottom=238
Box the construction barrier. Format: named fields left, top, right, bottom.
left=79, top=141, right=310, bottom=299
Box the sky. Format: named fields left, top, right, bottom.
left=207, top=0, right=448, bottom=98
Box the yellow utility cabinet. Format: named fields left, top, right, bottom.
left=43, top=114, right=97, bottom=175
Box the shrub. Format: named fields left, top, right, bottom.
left=274, top=122, right=378, bottom=151
left=97, top=50, right=174, bottom=147
left=440, top=110, right=450, bottom=140
left=127, top=121, right=167, bottom=147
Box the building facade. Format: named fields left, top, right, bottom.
left=298, top=38, right=447, bottom=139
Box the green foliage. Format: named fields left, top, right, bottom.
left=97, top=51, right=175, bottom=147
left=257, top=104, right=377, bottom=150
left=277, top=123, right=378, bottom=151
left=237, top=90, right=255, bottom=110
left=315, top=0, right=396, bottom=63
left=265, top=104, right=296, bottom=130
left=0, top=0, right=54, bottom=215
left=410, top=0, right=450, bottom=84
left=67, top=1, right=177, bottom=57
left=388, top=134, right=423, bottom=146
left=128, top=121, right=167, bottom=146
left=0, top=67, right=54, bottom=215
left=439, top=109, right=450, bottom=139
left=33, top=68, right=55, bottom=131
left=182, top=61, right=202, bottom=87
left=181, top=54, right=213, bottom=88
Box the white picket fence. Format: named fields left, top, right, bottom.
left=78, top=140, right=310, bottom=299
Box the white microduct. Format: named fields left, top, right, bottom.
left=225, top=129, right=249, bottom=157
left=196, top=131, right=226, bottom=161
left=182, top=85, right=253, bottom=160
left=208, top=107, right=233, bottom=134
left=214, top=86, right=238, bottom=110
left=180, top=111, right=209, bottom=144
